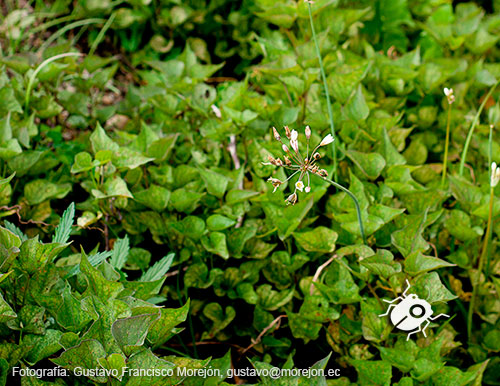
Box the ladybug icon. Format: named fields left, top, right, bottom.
left=379, top=279, right=450, bottom=340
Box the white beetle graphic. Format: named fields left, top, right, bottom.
left=379, top=279, right=449, bottom=340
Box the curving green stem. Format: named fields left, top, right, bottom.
left=467, top=185, right=494, bottom=342
left=441, top=102, right=452, bottom=187
left=24, top=52, right=83, bottom=114
left=459, top=81, right=499, bottom=177
left=321, top=177, right=366, bottom=245
left=307, top=2, right=337, bottom=180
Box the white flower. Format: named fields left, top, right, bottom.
left=305, top=125, right=311, bottom=139
left=290, top=138, right=299, bottom=153
left=443, top=87, right=455, bottom=104
left=491, top=162, right=500, bottom=187
left=291, top=129, right=298, bottom=141
left=295, top=181, right=304, bottom=192
left=305, top=186, right=311, bottom=193
left=320, top=134, right=334, bottom=146
left=211, top=104, right=221, bottom=118
left=282, top=144, right=289, bottom=153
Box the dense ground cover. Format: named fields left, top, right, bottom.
left=0, top=0, right=499, bottom=385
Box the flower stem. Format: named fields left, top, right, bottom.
left=441, top=103, right=452, bottom=187
left=459, top=80, right=499, bottom=177
left=322, top=177, right=366, bottom=245
left=467, top=186, right=494, bottom=342
left=307, top=2, right=337, bottom=180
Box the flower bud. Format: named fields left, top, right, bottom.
left=305, top=125, right=311, bottom=139
left=320, top=134, right=334, bottom=146
left=491, top=162, right=500, bottom=187
left=272, top=127, right=281, bottom=141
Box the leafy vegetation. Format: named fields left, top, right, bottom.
left=1, top=0, right=500, bottom=385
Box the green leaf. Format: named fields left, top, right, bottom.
left=0, top=292, right=16, bottom=323
left=52, top=202, right=75, bottom=244
left=315, top=260, right=361, bottom=304
left=56, top=286, right=93, bottom=332
left=92, top=176, right=133, bottom=199
left=124, top=349, right=174, bottom=386
left=147, top=301, right=190, bottom=348
left=170, top=188, right=203, bottom=214
left=379, top=338, right=419, bottom=372
left=90, top=123, right=119, bottom=153
left=134, top=184, right=171, bottom=211
left=113, top=147, right=154, bottom=169
left=351, top=359, right=392, bottom=386
left=0, top=87, right=23, bottom=115
left=361, top=250, right=401, bottom=278
left=404, top=251, right=455, bottom=276
left=199, top=168, right=229, bottom=198
left=24, top=329, right=63, bottom=364
left=202, top=303, right=236, bottom=340
left=17, top=237, right=69, bottom=274
left=226, top=189, right=260, bottom=204
left=413, top=272, right=457, bottom=304
left=257, top=284, right=294, bottom=311
left=172, top=216, right=206, bottom=240
left=52, top=340, right=108, bottom=383
left=71, top=151, right=98, bottom=173
left=292, top=226, right=338, bottom=253
left=3, top=220, right=27, bottom=242
left=201, top=232, right=229, bottom=259
left=80, top=250, right=124, bottom=301
left=262, top=198, right=314, bottom=241
left=140, top=253, right=174, bottom=282
left=345, top=85, right=370, bottom=121
left=391, top=213, right=434, bottom=257
left=109, top=235, right=129, bottom=270
left=206, top=214, right=236, bottom=231
left=346, top=150, right=386, bottom=180
left=24, top=179, right=72, bottom=205
left=444, top=210, right=482, bottom=241
left=361, top=299, right=390, bottom=343
left=111, top=313, right=160, bottom=356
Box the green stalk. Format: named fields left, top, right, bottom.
left=486, top=124, right=493, bottom=277
left=38, top=18, right=106, bottom=54
left=459, top=81, right=499, bottom=177
left=89, top=13, right=116, bottom=56
left=322, top=177, right=366, bottom=245
left=441, top=102, right=452, bottom=187
left=24, top=52, right=83, bottom=114
left=467, top=186, right=494, bottom=342
left=307, top=2, right=337, bottom=180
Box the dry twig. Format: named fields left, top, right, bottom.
left=310, top=255, right=337, bottom=295
left=241, top=315, right=287, bottom=355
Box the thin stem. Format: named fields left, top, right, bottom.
left=307, top=2, right=337, bottom=180
left=459, top=81, right=500, bottom=177
left=486, top=124, right=493, bottom=277
left=25, top=52, right=83, bottom=114
left=467, top=186, right=494, bottom=342
left=89, top=12, right=116, bottom=56
left=38, top=18, right=106, bottom=54
left=441, top=103, right=452, bottom=187
left=321, top=177, right=366, bottom=244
